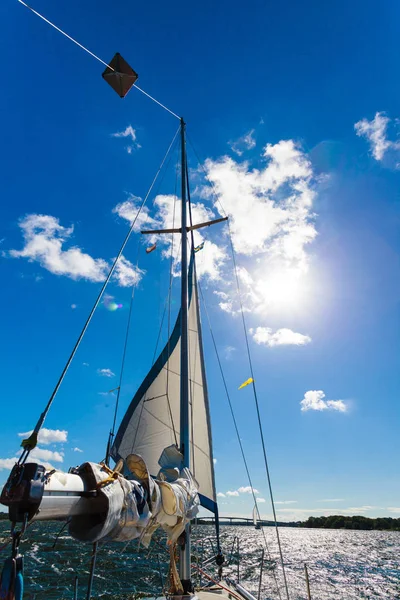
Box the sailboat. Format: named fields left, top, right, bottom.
left=0, top=4, right=294, bottom=600
left=253, top=505, right=262, bottom=530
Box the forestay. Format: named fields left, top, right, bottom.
left=111, top=257, right=217, bottom=510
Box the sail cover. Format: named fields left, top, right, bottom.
left=111, top=258, right=217, bottom=511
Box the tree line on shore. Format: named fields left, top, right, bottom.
left=299, top=515, right=400, bottom=531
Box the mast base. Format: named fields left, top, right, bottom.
left=180, top=580, right=194, bottom=595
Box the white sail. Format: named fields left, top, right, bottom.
left=111, top=258, right=216, bottom=509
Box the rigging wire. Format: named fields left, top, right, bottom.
left=186, top=172, right=197, bottom=481
left=129, top=235, right=181, bottom=454
left=197, top=282, right=283, bottom=600
left=226, top=224, right=291, bottom=600
left=129, top=142, right=181, bottom=453
left=19, top=125, right=180, bottom=464
left=17, top=0, right=181, bottom=120
left=105, top=241, right=143, bottom=465
left=187, top=135, right=291, bottom=599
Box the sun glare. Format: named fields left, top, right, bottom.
left=256, top=266, right=307, bottom=310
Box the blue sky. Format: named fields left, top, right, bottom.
left=1, top=0, right=400, bottom=521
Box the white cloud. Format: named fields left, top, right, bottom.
left=213, top=458, right=217, bottom=464
left=300, top=390, right=347, bottom=413
left=1, top=430, right=66, bottom=472
left=71, top=304, right=77, bottom=310
left=113, top=256, right=143, bottom=287
left=224, top=486, right=260, bottom=497
left=116, top=135, right=318, bottom=314
left=223, top=345, right=236, bottom=360
left=97, top=368, right=115, bottom=378
left=206, top=139, right=315, bottom=258
left=250, top=327, right=311, bottom=347
left=387, top=507, right=400, bottom=513
left=275, top=500, right=297, bottom=505
left=326, top=400, right=347, bottom=412
left=111, top=125, right=141, bottom=153
left=256, top=498, right=266, bottom=503
left=354, top=112, right=396, bottom=161
left=112, top=125, right=137, bottom=142
left=0, top=448, right=62, bottom=471
left=113, top=196, right=156, bottom=232
left=343, top=505, right=378, bottom=513
left=229, top=129, right=256, bottom=156
left=9, top=214, right=109, bottom=282
left=18, top=428, right=67, bottom=445
left=83, top=362, right=89, bottom=367
left=214, top=291, right=228, bottom=300
left=115, top=194, right=227, bottom=280
left=321, top=498, right=344, bottom=502
left=29, top=447, right=64, bottom=463
left=8, top=214, right=143, bottom=288
left=238, top=486, right=259, bottom=494
left=73, top=447, right=83, bottom=453
left=217, top=492, right=226, bottom=498
left=0, top=458, right=17, bottom=471
left=203, top=140, right=317, bottom=315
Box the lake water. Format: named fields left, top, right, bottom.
left=0, top=522, right=399, bottom=599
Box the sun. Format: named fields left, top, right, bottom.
left=255, top=266, right=307, bottom=310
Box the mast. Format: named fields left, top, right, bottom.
left=179, top=117, right=192, bottom=591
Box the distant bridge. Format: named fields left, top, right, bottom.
left=195, top=516, right=296, bottom=527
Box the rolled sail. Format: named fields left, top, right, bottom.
left=111, top=258, right=217, bottom=511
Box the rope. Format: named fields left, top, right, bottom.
left=130, top=146, right=181, bottom=454
left=168, top=543, right=183, bottom=595
left=198, top=283, right=282, bottom=600
left=17, top=0, right=180, bottom=120
left=134, top=85, right=180, bottom=120
left=191, top=565, right=242, bottom=600
left=19, top=125, right=180, bottom=464
left=107, top=241, right=142, bottom=462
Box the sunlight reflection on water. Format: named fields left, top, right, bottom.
left=0, top=523, right=399, bottom=599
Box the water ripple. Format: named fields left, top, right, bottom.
left=0, top=522, right=399, bottom=599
